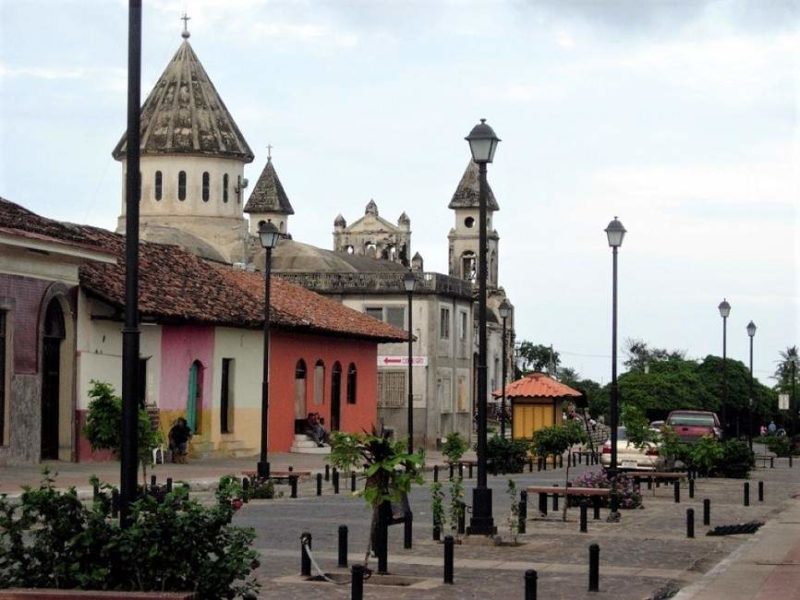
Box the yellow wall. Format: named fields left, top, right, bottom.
left=512, top=401, right=563, bottom=439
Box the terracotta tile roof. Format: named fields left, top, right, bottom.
left=0, top=197, right=406, bottom=342
left=494, top=372, right=582, bottom=399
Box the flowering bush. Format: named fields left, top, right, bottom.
left=568, top=470, right=642, bottom=509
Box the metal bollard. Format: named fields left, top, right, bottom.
left=449, top=463, right=455, bottom=480
left=325, top=464, right=330, bottom=481
left=703, top=498, right=710, bottom=526
left=433, top=524, right=441, bottom=541
left=351, top=471, right=357, bottom=493
left=743, top=482, right=750, bottom=506
left=316, top=473, right=323, bottom=496
left=290, top=475, right=298, bottom=499
left=572, top=453, right=577, bottom=467
left=539, top=492, right=548, bottom=516
left=333, top=469, right=340, bottom=494
left=166, top=477, right=173, bottom=492
left=579, top=452, right=583, bottom=465
left=674, top=480, right=681, bottom=503
left=300, top=532, right=312, bottom=577
left=519, top=499, right=527, bottom=534
left=790, top=455, right=793, bottom=468
left=457, top=502, right=466, bottom=534
left=580, top=501, right=588, bottom=533
left=758, top=480, right=764, bottom=502
left=543, top=455, right=547, bottom=471
left=338, top=525, right=348, bottom=568
left=242, top=477, right=250, bottom=503
left=93, top=482, right=99, bottom=500
left=588, top=543, right=600, bottom=592
left=553, top=485, right=559, bottom=512
left=351, top=564, right=364, bottom=600
left=558, top=454, right=563, bottom=468
left=468, top=462, right=474, bottom=479
left=434, top=465, right=439, bottom=483
left=459, top=462, right=464, bottom=480
left=689, top=478, right=695, bottom=499
left=647, top=477, right=653, bottom=490
left=525, top=569, right=538, bottom=600
left=593, top=495, right=601, bottom=520
left=111, top=488, right=119, bottom=518
left=151, top=474, right=157, bottom=489
left=686, top=508, right=695, bottom=538
left=528, top=458, right=533, bottom=472
left=404, top=512, right=413, bottom=549
left=537, top=456, right=543, bottom=472
left=444, top=535, right=454, bottom=584
left=770, top=457, right=774, bottom=469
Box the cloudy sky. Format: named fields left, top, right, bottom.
left=1, top=0, right=797, bottom=384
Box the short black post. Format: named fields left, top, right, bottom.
left=770, top=457, right=774, bottom=469
left=468, top=462, right=474, bottom=479
left=519, top=498, right=527, bottom=534
left=537, top=456, right=543, bottom=471
left=434, top=465, right=439, bottom=482
left=592, top=495, right=601, bottom=520
left=689, top=478, right=695, bottom=499
left=150, top=474, right=156, bottom=489
left=338, top=525, right=348, bottom=568
left=93, top=481, right=99, bottom=500
left=539, top=492, right=548, bottom=516
left=300, top=532, right=312, bottom=577
left=674, top=480, right=681, bottom=503
left=458, top=462, right=464, bottom=480
left=789, top=455, right=793, bottom=468
left=647, top=476, right=653, bottom=490
left=351, top=471, right=357, bottom=493
left=572, top=453, right=577, bottom=467
left=528, top=458, right=533, bottom=472
left=376, top=502, right=390, bottom=574
left=404, top=511, right=413, bottom=549
left=588, top=543, right=600, bottom=592
left=558, top=454, right=563, bottom=468
left=743, top=482, right=750, bottom=506
left=457, top=501, right=466, bottom=534
left=686, top=508, right=695, bottom=538
left=579, top=452, right=583, bottom=465
left=703, top=498, right=710, bottom=526
left=290, top=475, right=298, bottom=499
left=316, top=473, right=323, bottom=496
left=166, top=477, right=173, bottom=492
left=758, top=480, right=764, bottom=502
left=351, top=565, right=364, bottom=600
left=580, top=500, right=588, bottom=533
left=543, top=455, right=547, bottom=471
left=242, top=477, right=250, bottom=503
left=433, top=524, right=441, bottom=541
left=288, top=465, right=294, bottom=472
left=325, top=464, right=330, bottom=481
left=333, top=469, right=340, bottom=494
left=111, top=488, right=119, bottom=518
left=552, top=485, right=559, bottom=512
left=525, top=569, right=538, bottom=600
left=449, top=462, right=455, bottom=480
left=443, top=535, right=454, bottom=584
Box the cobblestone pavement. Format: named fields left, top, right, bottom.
left=2, top=448, right=797, bottom=599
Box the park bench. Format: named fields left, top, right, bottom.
left=754, top=455, right=775, bottom=468
left=630, top=471, right=688, bottom=496
left=527, top=485, right=609, bottom=516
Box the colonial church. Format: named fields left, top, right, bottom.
left=111, top=25, right=515, bottom=449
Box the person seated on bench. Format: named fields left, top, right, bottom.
left=168, top=417, right=192, bottom=463
left=304, top=412, right=330, bottom=447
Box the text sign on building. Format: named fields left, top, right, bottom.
left=778, top=393, right=790, bottom=410
left=378, top=356, right=428, bottom=367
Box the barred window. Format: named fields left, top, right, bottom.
left=440, top=307, right=450, bottom=339
left=377, top=371, right=406, bottom=408
left=385, top=306, right=405, bottom=330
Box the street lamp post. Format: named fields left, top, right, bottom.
left=605, top=216, right=626, bottom=523
left=257, top=221, right=281, bottom=479
left=465, top=118, right=500, bottom=536
left=791, top=356, right=798, bottom=437
left=498, top=299, right=511, bottom=439
left=403, top=271, right=416, bottom=455
left=747, top=321, right=756, bottom=448
left=718, top=299, right=731, bottom=436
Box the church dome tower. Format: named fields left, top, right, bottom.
left=447, top=160, right=500, bottom=287
left=244, top=152, right=294, bottom=237
left=112, top=24, right=254, bottom=263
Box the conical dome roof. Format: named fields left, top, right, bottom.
left=112, top=40, right=253, bottom=162
left=244, top=157, right=294, bottom=215
left=448, top=161, right=499, bottom=210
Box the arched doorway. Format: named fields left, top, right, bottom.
left=331, top=362, right=342, bottom=431
left=186, top=360, right=204, bottom=434
left=41, top=299, right=65, bottom=460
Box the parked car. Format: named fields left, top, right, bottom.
left=600, top=426, right=663, bottom=471
left=649, top=420, right=665, bottom=433
left=665, top=410, right=722, bottom=443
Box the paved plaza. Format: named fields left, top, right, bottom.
left=1, top=447, right=798, bottom=599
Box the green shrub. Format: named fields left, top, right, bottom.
left=766, top=436, right=791, bottom=457
left=0, top=471, right=259, bottom=598
left=485, top=436, right=530, bottom=473
left=441, top=432, right=468, bottom=464
left=688, top=435, right=724, bottom=476
left=717, top=439, right=754, bottom=478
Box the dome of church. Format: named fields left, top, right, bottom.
left=271, top=239, right=408, bottom=274
left=112, top=39, right=253, bottom=163
left=138, top=224, right=226, bottom=263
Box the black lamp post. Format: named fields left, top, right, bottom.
left=746, top=321, right=756, bottom=448
left=465, top=118, right=500, bottom=536
left=403, top=271, right=416, bottom=455
left=498, top=299, right=511, bottom=439
left=257, top=221, right=281, bottom=479
left=120, top=0, right=142, bottom=526
left=791, top=356, right=798, bottom=437
left=605, top=216, right=626, bottom=523
left=718, top=299, right=731, bottom=436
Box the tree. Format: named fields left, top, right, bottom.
left=517, top=342, right=559, bottom=376
left=773, top=346, right=799, bottom=390
left=623, top=338, right=686, bottom=373
left=530, top=421, right=587, bottom=521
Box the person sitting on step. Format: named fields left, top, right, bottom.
left=304, top=412, right=329, bottom=447
left=168, top=417, right=192, bottom=463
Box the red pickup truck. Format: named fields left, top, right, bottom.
left=666, top=410, right=723, bottom=443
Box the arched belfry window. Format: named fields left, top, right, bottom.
left=154, top=171, right=163, bottom=200
left=347, top=363, right=357, bottom=404
left=202, top=172, right=210, bottom=202
left=178, top=171, right=187, bottom=201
